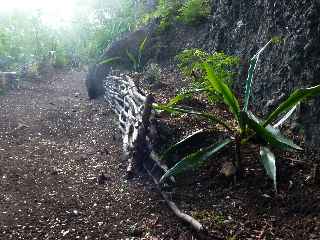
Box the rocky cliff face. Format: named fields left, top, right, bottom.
left=88, top=0, right=320, bottom=147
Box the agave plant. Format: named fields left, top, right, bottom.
left=155, top=38, right=320, bottom=192
left=126, top=35, right=148, bottom=72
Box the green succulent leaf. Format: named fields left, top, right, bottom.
left=264, top=85, right=320, bottom=127
left=273, top=105, right=297, bottom=128
left=165, top=88, right=206, bottom=107
left=246, top=111, right=280, bottom=136
left=138, top=35, right=148, bottom=66
left=126, top=49, right=137, bottom=70
left=139, top=35, right=148, bottom=54
left=204, top=63, right=240, bottom=122
left=243, top=39, right=273, bottom=112
left=161, top=129, right=214, bottom=160
left=160, top=139, right=232, bottom=183
left=244, top=112, right=302, bottom=150
left=260, top=146, right=277, bottom=192
left=243, top=58, right=257, bottom=112
left=153, top=104, right=232, bottom=132
left=99, top=57, right=121, bottom=65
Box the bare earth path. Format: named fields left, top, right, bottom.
left=0, top=71, right=182, bottom=240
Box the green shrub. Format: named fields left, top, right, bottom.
left=157, top=18, right=172, bottom=33
left=177, top=0, right=211, bottom=25
left=156, top=38, right=320, bottom=192
left=153, top=0, right=182, bottom=33
left=174, top=49, right=239, bottom=104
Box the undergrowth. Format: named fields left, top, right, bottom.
left=177, top=0, right=212, bottom=25
left=174, top=49, right=239, bottom=104
left=140, top=0, right=212, bottom=33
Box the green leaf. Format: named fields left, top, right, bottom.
left=126, top=49, right=137, bottom=70
left=204, top=63, right=240, bottom=121
left=161, top=129, right=214, bottom=160
left=271, top=36, right=283, bottom=44
left=165, top=88, right=206, bottom=107
left=246, top=111, right=280, bottom=136
left=99, top=57, right=121, bottom=65
left=153, top=104, right=233, bottom=132
left=139, top=35, right=148, bottom=55
left=243, top=40, right=273, bottom=112
left=138, top=35, right=148, bottom=68
left=273, top=105, right=297, bottom=128
left=244, top=112, right=302, bottom=150
left=264, top=85, right=320, bottom=127
left=260, top=146, right=277, bottom=192
left=160, top=139, right=232, bottom=183
left=243, top=58, right=257, bottom=112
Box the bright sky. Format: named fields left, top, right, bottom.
left=0, top=0, right=77, bottom=26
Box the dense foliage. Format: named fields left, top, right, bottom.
left=177, top=0, right=211, bottom=25
left=140, top=0, right=212, bottom=33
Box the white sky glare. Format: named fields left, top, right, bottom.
left=0, top=0, right=77, bottom=26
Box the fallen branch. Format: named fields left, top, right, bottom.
left=144, top=163, right=208, bottom=238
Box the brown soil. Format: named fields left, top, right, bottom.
left=0, top=71, right=189, bottom=240
left=2, top=69, right=319, bottom=240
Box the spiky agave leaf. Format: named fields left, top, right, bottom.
left=244, top=111, right=302, bottom=150
left=243, top=39, right=273, bottom=112
left=260, top=146, right=277, bottom=192
left=160, top=139, right=232, bottom=183
left=153, top=104, right=233, bottom=132
left=99, top=57, right=121, bottom=65
left=273, top=104, right=298, bottom=128
left=139, top=35, right=148, bottom=55
left=246, top=111, right=280, bottom=136
left=161, top=129, right=215, bottom=161
left=204, top=63, right=240, bottom=122
left=138, top=35, right=148, bottom=67
left=264, top=85, right=320, bottom=127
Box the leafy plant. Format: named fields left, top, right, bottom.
left=175, top=49, right=239, bottom=103
left=126, top=35, right=148, bottom=72
left=177, top=0, right=211, bottom=25
left=156, top=38, right=320, bottom=192
left=149, top=0, right=182, bottom=33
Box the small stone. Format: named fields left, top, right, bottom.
left=220, top=162, right=236, bottom=177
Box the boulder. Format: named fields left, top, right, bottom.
left=86, top=29, right=152, bottom=99
left=0, top=72, right=18, bottom=91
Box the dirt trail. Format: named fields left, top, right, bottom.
left=0, top=71, right=182, bottom=240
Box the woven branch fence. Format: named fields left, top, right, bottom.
left=103, top=74, right=211, bottom=238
